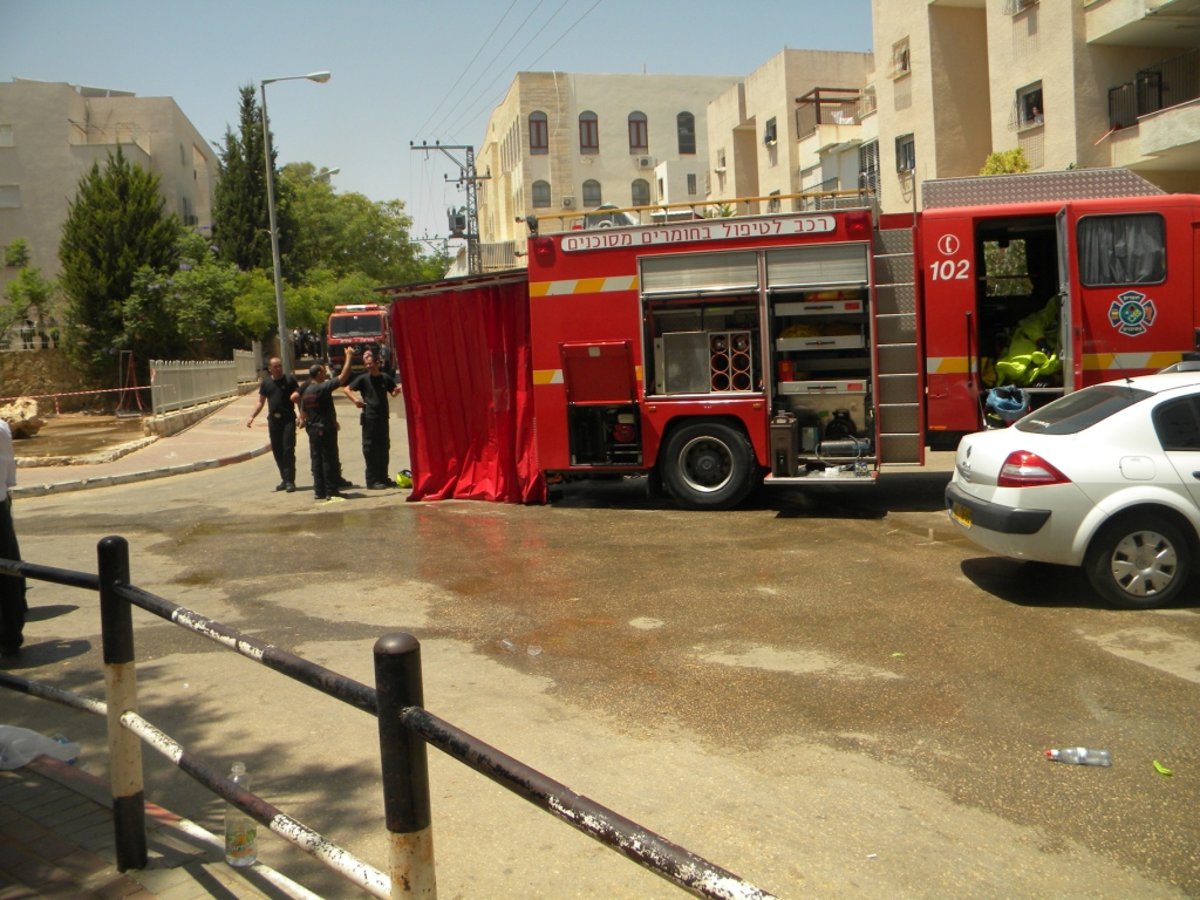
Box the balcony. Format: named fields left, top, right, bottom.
left=795, top=87, right=863, bottom=155
left=1108, top=47, right=1199, bottom=127
left=1087, top=0, right=1200, bottom=47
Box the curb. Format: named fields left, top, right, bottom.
left=10, top=444, right=272, bottom=498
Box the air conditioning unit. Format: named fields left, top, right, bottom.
left=561, top=196, right=575, bottom=209
left=637, top=156, right=654, bottom=169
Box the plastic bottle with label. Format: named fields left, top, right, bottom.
left=1044, top=747, right=1112, bottom=766
left=224, top=762, right=258, bottom=867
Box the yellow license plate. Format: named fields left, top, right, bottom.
left=950, top=502, right=972, bottom=528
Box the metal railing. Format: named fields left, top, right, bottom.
left=233, top=348, right=258, bottom=385
left=1108, top=47, right=1199, bottom=129
left=0, top=539, right=777, bottom=899
left=528, top=189, right=874, bottom=234
left=149, top=359, right=237, bottom=415
left=795, top=87, right=862, bottom=139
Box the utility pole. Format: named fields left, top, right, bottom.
left=411, top=141, right=489, bottom=275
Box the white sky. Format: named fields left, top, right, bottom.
left=1, top=0, right=874, bottom=250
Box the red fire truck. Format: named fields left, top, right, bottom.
left=383, top=169, right=1199, bottom=509
left=325, top=304, right=395, bottom=375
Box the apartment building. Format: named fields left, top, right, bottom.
left=475, top=71, right=740, bottom=258
left=705, top=49, right=874, bottom=212
left=0, top=78, right=216, bottom=298
left=871, top=0, right=1200, bottom=212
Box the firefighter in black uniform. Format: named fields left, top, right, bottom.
left=296, top=352, right=355, bottom=500
left=343, top=347, right=401, bottom=489
left=245, top=357, right=300, bottom=492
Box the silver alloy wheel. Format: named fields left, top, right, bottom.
left=1108, top=529, right=1179, bottom=598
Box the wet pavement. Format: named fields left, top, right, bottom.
left=13, top=412, right=149, bottom=460
left=2, top=393, right=1198, bottom=898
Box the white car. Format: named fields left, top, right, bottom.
left=945, top=370, right=1200, bottom=609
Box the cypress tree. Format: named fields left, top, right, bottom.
left=212, top=85, right=297, bottom=276
left=58, top=146, right=181, bottom=388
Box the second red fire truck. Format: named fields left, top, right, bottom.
left=383, top=169, right=1199, bottom=509
left=325, top=303, right=396, bottom=375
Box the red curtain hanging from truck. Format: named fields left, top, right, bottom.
left=386, top=273, right=546, bottom=504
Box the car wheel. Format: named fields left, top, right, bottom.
left=1084, top=514, right=1193, bottom=609
left=661, top=422, right=756, bottom=510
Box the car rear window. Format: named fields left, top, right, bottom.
left=1015, top=384, right=1152, bottom=435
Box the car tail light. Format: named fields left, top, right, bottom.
left=997, top=450, right=1070, bottom=487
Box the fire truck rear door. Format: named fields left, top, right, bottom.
left=1056, top=206, right=1081, bottom=393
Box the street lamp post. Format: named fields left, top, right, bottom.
left=260, top=70, right=331, bottom=373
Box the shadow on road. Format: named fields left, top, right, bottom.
left=960, top=556, right=1200, bottom=612
left=548, top=470, right=951, bottom=518
left=0, top=638, right=91, bottom=669
left=25, top=603, right=80, bottom=622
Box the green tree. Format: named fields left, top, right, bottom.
left=123, top=232, right=242, bottom=361
left=4, top=237, right=31, bottom=268
left=280, top=162, right=433, bottom=284
left=212, top=85, right=297, bottom=274
left=58, top=146, right=182, bottom=387
left=232, top=268, right=279, bottom=339
left=980, top=148, right=1031, bottom=175
left=2, top=238, right=57, bottom=343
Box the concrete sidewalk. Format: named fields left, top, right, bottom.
left=12, top=392, right=272, bottom=498
left=0, top=755, right=314, bottom=899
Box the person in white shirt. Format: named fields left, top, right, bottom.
left=0, top=420, right=26, bottom=657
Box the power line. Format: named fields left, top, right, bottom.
left=428, top=0, right=548, bottom=138
left=441, top=0, right=601, bottom=142
left=413, top=0, right=522, bottom=139
left=524, top=0, right=603, bottom=68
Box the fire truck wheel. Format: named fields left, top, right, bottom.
left=661, top=422, right=756, bottom=511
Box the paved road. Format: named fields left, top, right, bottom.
left=3, top=397, right=1199, bottom=898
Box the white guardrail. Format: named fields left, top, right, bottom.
left=150, top=351, right=259, bottom=416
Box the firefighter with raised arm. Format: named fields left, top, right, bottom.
left=295, top=349, right=355, bottom=501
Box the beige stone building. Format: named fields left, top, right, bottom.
left=475, top=71, right=740, bottom=257
left=871, top=0, right=1200, bottom=212
left=0, top=78, right=217, bottom=298
left=705, top=49, right=875, bottom=212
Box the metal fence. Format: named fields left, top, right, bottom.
left=234, top=349, right=258, bottom=386
left=149, top=360, right=238, bottom=416
left=1108, top=47, right=1199, bottom=129
left=0, top=538, right=777, bottom=899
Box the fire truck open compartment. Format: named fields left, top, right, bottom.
left=973, top=214, right=1064, bottom=408
left=638, top=241, right=879, bottom=482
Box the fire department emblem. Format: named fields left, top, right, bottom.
left=1108, top=291, right=1156, bottom=337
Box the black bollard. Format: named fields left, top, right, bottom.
left=374, top=633, right=436, bottom=897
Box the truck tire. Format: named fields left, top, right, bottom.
left=661, top=422, right=756, bottom=510
left=1083, top=513, right=1193, bottom=609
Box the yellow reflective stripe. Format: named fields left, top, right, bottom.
left=529, top=275, right=639, bottom=297
left=532, top=366, right=643, bottom=386
left=1083, top=351, right=1182, bottom=370
left=926, top=357, right=970, bottom=374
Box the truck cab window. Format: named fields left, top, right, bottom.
left=1078, top=213, right=1165, bottom=286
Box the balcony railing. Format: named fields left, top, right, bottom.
left=1108, top=47, right=1199, bottom=129
left=795, top=87, right=861, bottom=140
